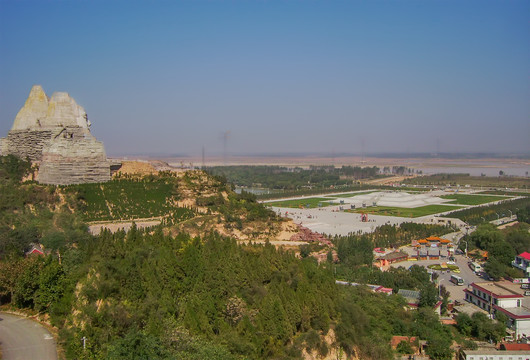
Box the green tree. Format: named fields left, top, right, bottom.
left=396, top=340, right=414, bottom=354
left=419, top=283, right=438, bottom=308
left=13, top=257, right=42, bottom=308
left=455, top=313, right=473, bottom=336
left=35, top=257, right=65, bottom=312
left=299, top=244, right=311, bottom=258
left=0, top=155, right=32, bottom=183
left=484, top=258, right=506, bottom=280
left=107, top=328, right=170, bottom=360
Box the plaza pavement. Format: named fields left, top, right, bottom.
left=271, top=204, right=465, bottom=236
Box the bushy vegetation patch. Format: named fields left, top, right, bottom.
left=458, top=223, right=529, bottom=279
left=440, top=194, right=509, bottom=205
left=66, top=179, right=177, bottom=221
left=349, top=204, right=463, bottom=218
left=207, top=165, right=383, bottom=190
left=267, top=197, right=333, bottom=209
left=446, top=197, right=530, bottom=225
left=403, top=173, right=530, bottom=188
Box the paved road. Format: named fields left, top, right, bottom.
left=0, top=312, right=57, bottom=360
left=437, top=254, right=484, bottom=301
left=389, top=252, right=483, bottom=303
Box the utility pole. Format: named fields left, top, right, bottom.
left=462, top=240, right=468, bottom=258
left=223, top=131, right=230, bottom=165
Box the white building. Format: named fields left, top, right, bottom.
left=459, top=350, right=530, bottom=360
left=512, top=252, right=530, bottom=277
left=465, top=281, right=530, bottom=339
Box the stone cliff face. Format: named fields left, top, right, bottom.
left=0, top=85, right=111, bottom=185
left=11, top=85, right=49, bottom=130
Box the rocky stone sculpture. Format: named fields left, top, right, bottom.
left=0, top=85, right=111, bottom=185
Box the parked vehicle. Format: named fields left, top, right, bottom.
left=469, top=262, right=482, bottom=273
left=450, top=275, right=464, bottom=286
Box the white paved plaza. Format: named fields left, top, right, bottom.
left=268, top=190, right=469, bottom=236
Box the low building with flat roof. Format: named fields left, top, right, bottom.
left=464, top=281, right=530, bottom=339
left=465, top=281, right=524, bottom=311
left=459, top=349, right=530, bottom=360
left=494, top=305, right=530, bottom=340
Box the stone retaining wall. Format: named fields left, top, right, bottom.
left=3, top=129, right=53, bottom=161
left=37, top=129, right=110, bottom=185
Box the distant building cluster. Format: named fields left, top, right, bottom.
left=413, top=236, right=454, bottom=260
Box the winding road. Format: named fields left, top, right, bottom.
left=0, top=312, right=57, bottom=360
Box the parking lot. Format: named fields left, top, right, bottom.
left=390, top=252, right=484, bottom=303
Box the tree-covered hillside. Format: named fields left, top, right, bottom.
left=0, top=155, right=467, bottom=359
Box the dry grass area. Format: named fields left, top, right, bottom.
left=362, top=175, right=410, bottom=185
left=113, top=160, right=158, bottom=176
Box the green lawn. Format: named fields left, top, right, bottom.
left=325, top=191, right=376, bottom=198
left=428, top=264, right=460, bottom=272
left=348, top=204, right=463, bottom=218
left=267, top=197, right=333, bottom=209
left=440, top=194, right=509, bottom=205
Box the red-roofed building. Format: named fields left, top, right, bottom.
left=512, top=252, right=530, bottom=277
left=374, top=285, right=393, bottom=295
left=426, top=236, right=443, bottom=242
left=520, top=252, right=530, bottom=260
left=499, top=343, right=530, bottom=351
left=465, top=281, right=530, bottom=339
left=440, top=318, right=457, bottom=325
left=415, top=236, right=454, bottom=259
left=25, top=243, right=44, bottom=257
left=391, top=336, right=417, bottom=349
left=374, top=247, right=385, bottom=254
left=379, top=251, right=408, bottom=264
left=465, top=281, right=523, bottom=313
left=390, top=336, right=428, bottom=359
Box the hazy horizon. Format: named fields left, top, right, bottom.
left=107, top=150, right=530, bottom=159
left=1, top=1, right=529, bottom=157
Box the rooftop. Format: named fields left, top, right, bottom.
left=500, top=343, right=530, bottom=351
left=494, top=305, right=530, bottom=319
left=462, top=349, right=530, bottom=355
left=381, top=251, right=408, bottom=261
left=398, top=289, right=421, bottom=305
left=426, top=236, right=443, bottom=241
left=518, top=251, right=530, bottom=261
left=390, top=335, right=417, bottom=349
left=471, top=281, right=524, bottom=298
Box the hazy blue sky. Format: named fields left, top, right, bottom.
left=1, top=0, right=529, bottom=156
